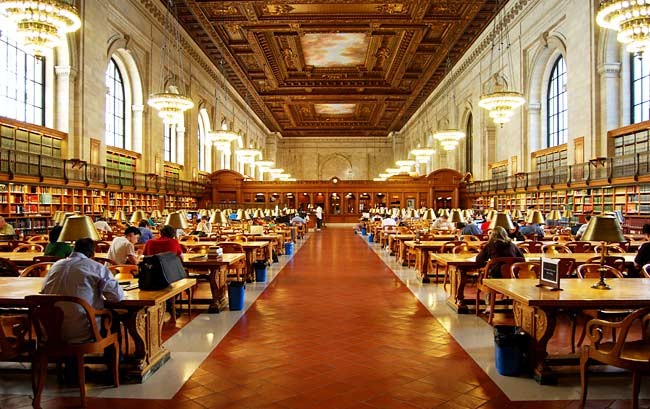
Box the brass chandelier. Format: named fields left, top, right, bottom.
left=597, top=0, right=650, bottom=53
left=0, top=0, right=81, bottom=56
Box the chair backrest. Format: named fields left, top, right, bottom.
left=187, top=245, right=211, bottom=254
left=179, top=235, right=199, bottom=243
left=107, top=264, right=138, bottom=277
left=557, top=258, right=576, bottom=278
left=452, top=244, right=479, bottom=255
left=93, top=257, right=117, bottom=266
left=460, top=234, right=481, bottom=242
left=25, top=294, right=105, bottom=345
left=19, top=262, right=54, bottom=277
left=510, top=261, right=541, bottom=279
left=94, top=241, right=112, bottom=253
left=585, top=256, right=626, bottom=271
left=553, top=234, right=573, bottom=243
left=541, top=244, right=572, bottom=254
left=219, top=242, right=244, bottom=253
left=593, top=244, right=626, bottom=254
left=0, top=258, right=20, bottom=277
left=576, top=263, right=625, bottom=279
left=27, top=235, right=49, bottom=242
left=642, top=264, right=650, bottom=278
left=584, top=306, right=650, bottom=357
left=566, top=241, right=593, bottom=253
left=12, top=243, right=44, bottom=253
left=517, top=241, right=543, bottom=253
left=483, top=257, right=526, bottom=280
left=442, top=241, right=465, bottom=253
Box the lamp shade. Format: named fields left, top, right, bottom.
left=165, top=212, right=189, bottom=230
left=112, top=210, right=126, bottom=222
left=581, top=215, right=625, bottom=243
left=162, top=209, right=170, bottom=216
left=150, top=209, right=162, bottom=219
left=547, top=210, right=562, bottom=221
left=526, top=210, right=545, bottom=225
left=562, top=209, right=572, bottom=219
left=130, top=210, right=148, bottom=224
left=449, top=209, right=465, bottom=224
left=490, top=212, right=515, bottom=231
left=101, top=209, right=112, bottom=219
left=485, top=209, right=496, bottom=222
left=209, top=210, right=228, bottom=225
left=57, top=216, right=101, bottom=242
left=511, top=209, right=523, bottom=220
left=421, top=209, right=436, bottom=221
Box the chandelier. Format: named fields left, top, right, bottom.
left=209, top=120, right=238, bottom=151
left=433, top=129, right=465, bottom=151
left=236, top=147, right=261, bottom=163
left=256, top=160, right=274, bottom=172
left=0, top=0, right=81, bottom=56
left=409, top=146, right=436, bottom=163
left=478, top=75, right=525, bottom=125
left=597, top=0, right=650, bottom=53
left=147, top=0, right=193, bottom=126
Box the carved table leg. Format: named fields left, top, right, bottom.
left=512, top=301, right=557, bottom=384
left=208, top=266, right=228, bottom=313
left=447, top=266, right=469, bottom=313
left=123, top=305, right=170, bottom=383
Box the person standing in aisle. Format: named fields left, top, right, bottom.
left=315, top=205, right=323, bottom=231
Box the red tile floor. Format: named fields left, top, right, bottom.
left=1, top=226, right=642, bottom=408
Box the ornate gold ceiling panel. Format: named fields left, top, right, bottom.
left=173, top=0, right=502, bottom=137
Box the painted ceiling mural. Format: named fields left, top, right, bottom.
left=172, top=1, right=503, bottom=137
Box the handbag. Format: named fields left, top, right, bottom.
left=138, top=252, right=187, bottom=290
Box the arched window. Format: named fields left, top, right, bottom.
left=465, top=113, right=473, bottom=173
left=546, top=56, right=567, bottom=147
left=0, top=35, right=45, bottom=125
left=105, top=58, right=126, bottom=149
left=164, top=125, right=175, bottom=163
left=631, top=54, right=650, bottom=123
left=198, top=113, right=209, bottom=172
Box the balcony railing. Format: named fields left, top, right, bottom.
left=0, top=148, right=205, bottom=195
left=470, top=153, right=650, bottom=194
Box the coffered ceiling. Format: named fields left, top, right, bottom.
left=173, top=1, right=502, bottom=137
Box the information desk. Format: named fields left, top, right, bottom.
left=0, top=277, right=197, bottom=383
left=482, top=278, right=650, bottom=384
left=430, top=253, right=636, bottom=314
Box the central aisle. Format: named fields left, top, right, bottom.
left=175, top=226, right=512, bottom=408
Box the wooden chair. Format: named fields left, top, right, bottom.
left=219, top=242, right=246, bottom=281
left=448, top=244, right=480, bottom=288
left=107, top=264, right=139, bottom=277
left=19, top=262, right=55, bottom=277
left=0, top=315, right=33, bottom=361
left=580, top=307, right=650, bottom=409
left=94, top=241, right=112, bottom=253
left=12, top=243, right=44, bottom=253
left=552, top=234, right=573, bottom=243
left=641, top=264, right=650, bottom=278
left=585, top=256, right=626, bottom=273
left=517, top=241, right=542, bottom=253
left=27, top=235, right=49, bottom=242
left=476, top=257, right=525, bottom=324
left=593, top=244, right=626, bottom=254
left=187, top=245, right=212, bottom=254
left=93, top=257, right=117, bottom=266
left=459, top=234, right=482, bottom=242
left=0, top=257, right=20, bottom=277
left=577, top=263, right=625, bottom=280
left=566, top=241, right=593, bottom=253
left=26, top=294, right=120, bottom=409
left=510, top=261, right=541, bottom=279
left=179, top=235, right=199, bottom=243
left=541, top=243, right=572, bottom=254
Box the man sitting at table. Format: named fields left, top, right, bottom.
left=460, top=221, right=482, bottom=236
left=634, top=223, right=650, bottom=269
left=432, top=215, right=452, bottom=230
left=0, top=216, right=16, bottom=237
left=41, top=238, right=124, bottom=343
left=93, top=217, right=112, bottom=233
left=143, top=225, right=183, bottom=257
left=381, top=215, right=397, bottom=228
left=107, top=226, right=141, bottom=265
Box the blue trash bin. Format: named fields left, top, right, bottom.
left=284, top=242, right=294, bottom=255
left=368, top=233, right=374, bottom=243
left=494, top=325, right=527, bottom=376
left=361, top=227, right=367, bottom=236
left=254, top=261, right=267, bottom=282
left=228, top=281, right=245, bottom=311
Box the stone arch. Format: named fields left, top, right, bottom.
left=319, top=153, right=353, bottom=180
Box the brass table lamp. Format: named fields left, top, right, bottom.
left=165, top=212, right=189, bottom=230
left=57, top=215, right=101, bottom=242
left=490, top=212, right=515, bottom=230
left=581, top=215, right=625, bottom=290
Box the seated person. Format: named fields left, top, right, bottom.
left=0, top=216, right=16, bottom=237
left=192, top=218, right=211, bottom=236
left=460, top=221, right=482, bottom=236
left=291, top=214, right=306, bottom=225
left=634, top=223, right=650, bottom=269
left=519, top=221, right=544, bottom=239
left=381, top=215, right=397, bottom=228
left=574, top=215, right=592, bottom=240
left=93, top=217, right=112, bottom=233
left=143, top=225, right=183, bottom=257
left=107, top=226, right=141, bottom=265
left=41, top=238, right=124, bottom=343
left=44, top=225, right=73, bottom=258
left=138, top=220, right=154, bottom=244
left=507, top=224, right=525, bottom=241
left=432, top=215, right=452, bottom=230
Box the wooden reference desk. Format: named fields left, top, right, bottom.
left=431, top=253, right=637, bottom=314
left=0, top=277, right=197, bottom=383
left=482, top=278, right=650, bottom=384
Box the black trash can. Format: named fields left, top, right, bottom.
left=494, top=325, right=528, bottom=376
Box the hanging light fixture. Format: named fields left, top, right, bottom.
left=597, top=0, right=650, bottom=53
left=256, top=160, right=274, bottom=172
left=236, top=146, right=262, bottom=163
left=478, top=1, right=525, bottom=125
left=432, top=58, right=465, bottom=150
left=0, top=0, right=81, bottom=56
left=147, top=0, right=194, bottom=126
left=410, top=146, right=436, bottom=163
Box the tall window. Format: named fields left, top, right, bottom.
left=547, top=56, right=568, bottom=147
left=164, top=125, right=175, bottom=163
left=0, top=35, right=45, bottom=125
left=465, top=113, right=473, bottom=173
left=198, top=114, right=207, bottom=171
left=105, top=58, right=126, bottom=148
left=631, top=54, right=650, bottom=123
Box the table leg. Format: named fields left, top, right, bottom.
left=208, top=265, right=228, bottom=313
left=446, top=266, right=469, bottom=314
left=512, top=301, right=557, bottom=385
left=122, top=304, right=170, bottom=383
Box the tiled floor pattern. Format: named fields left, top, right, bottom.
left=1, top=225, right=647, bottom=408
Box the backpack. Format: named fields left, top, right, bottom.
left=138, top=252, right=187, bottom=290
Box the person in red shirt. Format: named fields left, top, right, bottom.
left=143, top=225, right=183, bottom=257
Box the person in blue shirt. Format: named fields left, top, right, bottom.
left=460, top=221, right=482, bottom=236
left=137, top=220, right=154, bottom=244
left=519, top=222, right=544, bottom=238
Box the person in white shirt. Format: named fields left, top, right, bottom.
left=41, top=238, right=124, bottom=343
left=107, top=226, right=140, bottom=265
left=93, top=217, right=112, bottom=233
left=194, top=219, right=212, bottom=235
left=381, top=216, right=397, bottom=228
left=432, top=215, right=452, bottom=230
left=574, top=215, right=592, bottom=240
left=315, top=206, right=323, bottom=230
